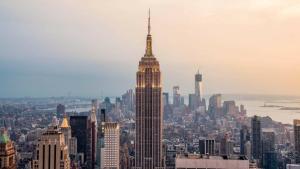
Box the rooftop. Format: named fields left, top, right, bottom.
left=176, top=154, right=248, bottom=161
left=0, top=129, right=10, bottom=144
left=60, top=116, right=70, bottom=128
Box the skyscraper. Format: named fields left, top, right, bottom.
left=240, top=125, right=251, bottom=157
left=220, top=133, right=232, bottom=156
left=188, top=94, right=197, bottom=110
left=294, top=119, right=300, bottom=163
left=199, top=138, right=215, bottom=155
left=56, top=104, right=65, bottom=119
left=70, top=116, right=90, bottom=167
left=208, top=94, right=222, bottom=118
left=172, top=86, right=180, bottom=107
left=163, top=92, right=169, bottom=107
left=101, top=122, right=120, bottom=169
left=189, top=71, right=205, bottom=111
left=262, top=129, right=277, bottom=169
left=97, top=109, right=106, bottom=168
left=195, top=71, right=203, bottom=101
left=251, top=116, right=262, bottom=164
left=90, top=101, right=98, bottom=169
left=60, top=115, right=71, bottom=155
left=32, top=118, right=70, bottom=169
left=122, top=89, right=135, bottom=112
left=135, top=10, right=164, bottom=169
left=0, top=128, right=17, bottom=169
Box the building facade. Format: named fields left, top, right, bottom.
left=56, top=104, right=65, bottom=119
left=32, top=120, right=70, bottom=169
left=262, top=129, right=277, bottom=169
left=294, top=119, right=300, bottom=163
left=0, top=128, right=17, bottom=169
left=135, top=10, right=164, bottom=169
left=251, top=115, right=262, bottom=163
left=199, top=138, right=215, bottom=155
left=90, top=101, right=98, bottom=169
left=240, top=125, right=251, bottom=157
left=60, top=116, right=71, bottom=153
left=70, top=116, right=90, bottom=166
left=101, top=122, right=120, bottom=169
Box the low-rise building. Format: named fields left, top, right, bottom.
left=175, top=154, right=249, bottom=169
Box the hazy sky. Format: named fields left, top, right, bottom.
left=0, top=0, right=300, bottom=97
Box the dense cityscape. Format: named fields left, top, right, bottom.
left=1, top=9, right=300, bottom=169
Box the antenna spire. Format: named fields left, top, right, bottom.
left=145, top=9, right=153, bottom=57
left=148, top=8, right=151, bottom=35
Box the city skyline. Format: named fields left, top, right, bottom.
left=1, top=2, right=300, bottom=168
left=1, top=0, right=300, bottom=97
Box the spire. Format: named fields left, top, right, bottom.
left=145, top=9, right=153, bottom=57
left=148, top=8, right=151, bottom=35
left=60, top=115, right=70, bottom=128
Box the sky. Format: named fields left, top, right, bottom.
left=0, top=0, right=300, bottom=98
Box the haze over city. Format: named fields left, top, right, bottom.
left=1, top=0, right=300, bottom=97
left=2, top=1, right=300, bottom=169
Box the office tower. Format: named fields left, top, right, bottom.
left=223, top=101, right=238, bottom=115
left=173, top=86, right=180, bottom=107
left=135, top=10, right=164, bottom=169
left=122, top=89, right=135, bottom=112
left=208, top=94, right=222, bottom=118
left=69, top=137, right=77, bottom=156
left=100, top=109, right=106, bottom=124
left=188, top=94, right=197, bottom=110
left=0, top=128, right=17, bottom=169
left=165, top=145, right=176, bottom=169
left=180, top=96, right=185, bottom=106
left=92, top=99, right=100, bottom=121
left=60, top=116, right=71, bottom=152
left=262, top=129, right=277, bottom=169
left=199, top=138, right=215, bottom=155
left=240, top=104, right=247, bottom=116
left=101, top=122, right=120, bottom=169
left=294, top=119, right=300, bottom=163
left=120, top=144, right=130, bottom=169
left=195, top=71, right=203, bottom=102
left=163, top=92, right=169, bottom=107
left=116, top=97, right=122, bottom=110
left=240, top=125, right=251, bottom=156
left=188, top=71, right=206, bottom=111
left=32, top=119, right=70, bottom=169
left=175, top=154, right=250, bottom=169
left=56, top=104, right=65, bottom=119
left=220, top=133, right=233, bottom=156
left=90, top=101, right=98, bottom=169
left=244, top=141, right=252, bottom=160
left=102, top=97, right=113, bottom=113
left=97, top=109, right=106, bottom=168
left=70, top=116, right=90, bottom=166
left=251, top=116, right=262, bottom=163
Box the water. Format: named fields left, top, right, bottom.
left=182, top=94, right=300, bottom=124
left=235, top=99, right=300, bottom=124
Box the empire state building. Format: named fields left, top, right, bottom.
left=135, top=10, right=164, bottom=169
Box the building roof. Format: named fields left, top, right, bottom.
left=60, top=116, right=70, bottom=128
left=0, top=129, right=10, bottom=144
left=176, top=154, right=250, bottom=169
